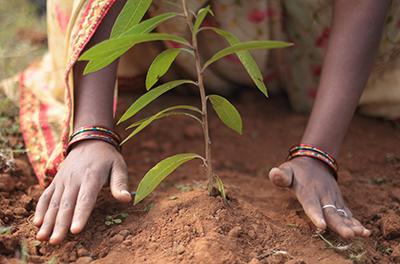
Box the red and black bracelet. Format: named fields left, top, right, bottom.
left=66, top=126, right=121, bottom=154
left=287, top=144, right=338, bottom=180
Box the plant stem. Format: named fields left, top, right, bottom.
left=181, top=0, right=216, bottom=195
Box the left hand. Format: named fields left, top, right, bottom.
left=269, top=157, right=371, bottom=239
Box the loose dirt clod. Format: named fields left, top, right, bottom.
left=175, top=244, right=185, bottom=255
left=248, top=258, right=261, bottom=264
left=77, top=247, right=90, bottom=257
left=380, top=212, right=400, bottom=240
left=228, top=226, right=242, bottom=238
left=76, top=256, right=93, bottom=264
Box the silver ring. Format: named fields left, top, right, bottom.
left=336, top=209, right=348, bottom=218
left=322, top=204, right=337, bottom=210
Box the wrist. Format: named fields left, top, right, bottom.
left=67, top=126, right=121, bottom=155
left=68, top=139, right=113, bottom=153
left=73, top=118, right=115, bottom=133
left=288, top=143, right=338, bottom=180
left=299, top=137, right=341, bottom=158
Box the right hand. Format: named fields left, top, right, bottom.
left=33, top=140, right=131, bottom=244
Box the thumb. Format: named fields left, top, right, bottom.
left=110, top=158, right=132, bottom=203
left=268, top=163, right=294, bottom=188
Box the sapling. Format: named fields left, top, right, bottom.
left=79, top=0, right=291, bottom=204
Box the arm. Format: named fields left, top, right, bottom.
left=33, top=1, right=129, bottom=244
left=302, top=0, right=391, bottom=156
left=270, top=0, right=391, bottom=239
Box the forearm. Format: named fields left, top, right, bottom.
left=73, top=1, right=126, bottom=131
left=302, top=0, right=390, bottom=157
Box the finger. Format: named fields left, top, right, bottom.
left=33, top=184, right=55, bottom=226
left=338, top=205, right=366, bottom=237
left=350, top=215, right=371, bottom=237
left=110, top=159, right=131, bottom=202
left=36, top=185, right=64, bottom=241
left=297, top=195, right=327, bottom=230
left=49, top=185, right=80, bottom=244
left=321, top=204, right=355, bottom=239
left=70, top=181, right=101, bottom=234
left=268, top=163, right=293, bottom=188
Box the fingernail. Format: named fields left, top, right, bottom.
left=120, top=190, right=131, bottom=196
left=270, top=167, right=279, bottom=173
left=70, top=222, right=79, bottom=232
left=37, top=229, right=45, bottom=238
left=49, top=234, right=58, bottom=243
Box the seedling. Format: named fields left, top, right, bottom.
left=79, top=0, right=291, bottom=204
left=19, top=240, right=29, bottom=264
left=0, top=226, right=12, bottom=235
left=104, top=212, right=128, bottom=226
left=47, top=256, right=58, bottom=264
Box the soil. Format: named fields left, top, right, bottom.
left=1, top=91, right=400, bottom=264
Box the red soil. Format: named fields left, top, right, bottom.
left=1, top=93, right=400, bottom=263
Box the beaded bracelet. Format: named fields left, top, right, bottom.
left=70, top=125, right=121, bottom=142
left=287, top=144, right=338, bottom=180
left=66, top=126, right=121, bottom=154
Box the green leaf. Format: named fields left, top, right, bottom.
left=122, top=105, right=201, bottom=144
left=80, top=34, right=189, bottom=60
left=80, top=33, right=190, bottom=74
left=118, top=80, right=195, bottom=124
left=47, top=256, right=58, bottom=264
left=146, top=48, right=182, bottom=90
left=83, top=48, right=126, bottom=75
left=122, top=12, right=178, bottom=36
left=193, top=6, right=214, bottom=34
left=119, top=212, right=129, bottom=218
left=105, top=215, right=113, bottom=220
left=0, top=226, right=12, bottom=235
left=214, top=175, right=226, bottom=201
left=134, top=153, right=201, bottom=204
left=126, top=105, right=201, bottom=129
left=113, top=218, right=122, bottom=224
left=111, top=0, right=152, bottom=38
left=209, top=95, right=242, bottom=134
left=205, top=27, right=291, bottom=97
left=203, top=40, right=292, bottom=69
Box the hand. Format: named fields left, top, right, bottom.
left=269, top=157, right=370, bottom=239
left=33, top=140, right=131, bottom=244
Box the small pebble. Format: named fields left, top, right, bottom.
left=248, top=258, right=261, bottom=264
left=77, top=247, right=90, bottom=257
left=228, top=226, right=242, bottom=238
left=76, top=256, right=93, bottom=264
left=110, top=234, right=125, bottom=243
left=13, top=207, right=28, bottom=216
left=175, top=244, right=185, bottom=255
left=119, top=229, right=130, bottom=238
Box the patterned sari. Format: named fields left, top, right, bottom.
left=1, top=0, right=400, bottom=186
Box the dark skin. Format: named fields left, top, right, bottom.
left=33, top=0, right=390, bottom=244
